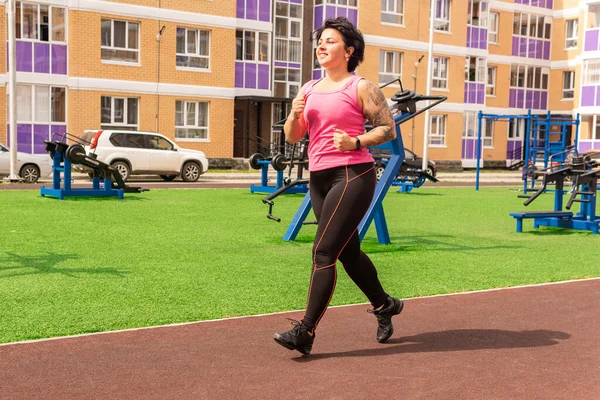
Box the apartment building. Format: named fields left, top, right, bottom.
left=1, top=0, right=599, bottom=169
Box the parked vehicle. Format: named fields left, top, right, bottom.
left=0, top=143, right=52, bottom=183
left=73, top=130, right=209, bottom=182
left=370, top=147, right=437, bottom=180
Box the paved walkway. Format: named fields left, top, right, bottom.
left=1, top=279, right=598, bottom=400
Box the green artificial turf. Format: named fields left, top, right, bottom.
left=0, top=186, right=598, bottom=343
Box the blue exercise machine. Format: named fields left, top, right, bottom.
left=261, top=83, right=446, bottom=244
left=509, top=153, right=600, bottom=234
left=40, top=135, right=146, bottom=200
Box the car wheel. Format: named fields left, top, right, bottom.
left=160, top=175, right=177, bottom=182
left=426, top=167, right=436, bottom=177
left=111, top=161, right=130, bottom=181
left=19, top=164, right=40, bottom=183
left=181, top=161, right=201, bottom=182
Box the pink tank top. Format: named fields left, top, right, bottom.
left=303, top=74, right=374, bottom=171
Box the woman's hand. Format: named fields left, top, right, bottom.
left=333, top=128, right=358, bottom=151
left=289, top=96, right=305, bottom=120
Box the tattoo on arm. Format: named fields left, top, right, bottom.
left=362, top=82, right=395, bottom=145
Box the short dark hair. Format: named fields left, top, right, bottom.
left=314, top=17, right=365, bottom=73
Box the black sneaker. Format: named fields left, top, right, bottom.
left=274, top=319, right=315, bottom=356
left=368, top=296, right=404, bottom=343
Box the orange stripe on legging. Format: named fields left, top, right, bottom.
left=311, top=166, right=355, bottom=328
left=347, top=165, right=375, bottom=182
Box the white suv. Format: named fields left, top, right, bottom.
left=74, top=130, right=209, bottom=182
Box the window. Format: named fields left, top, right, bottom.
left=432, top=57, right=448, bottom=89
left=513, top=12, right=551, bottom=40
left=486, top=66, right=496, bottom=96
left=434, top=0, right=451, bottom=32
left=583, top=60, right=600, bottom=85
left=590, top=4, right=600, bottom=29
left=274, top=1, right=302, bottom=63
left=322, top=0, right=358, bottom=5
left=381, top=0, right=405, bottom=25
left=101, top=19, right=139, bottom=63
left=565, top=19, right=578, bottom=49
left=429, top=115, right=446, bottom=146
left=101, top=96, right=138, bottom=130
left=463, top=111, right=477, bottom=138
left=562, top=71, right=575, bottom=99
left=483, top=119, right=493, bottom=148
left=489, top=12, right=499, bottom=43
left=379, top=50, right=402, bottom=84
left=271, top=102, right=292, bottom=156
left=465, top=56, right=486, bottom=83
left=15, top=84, right=66, bottom=123
left=236, top=30, right=270, bottom=62
left=510, top=64, right=548, bottom=89
left=176, top=28, right=210, bottom=69
left=274, top=68, right=301, bottom=98
left=467, top=0, right=487, bottom=27
left=15, top=2, right=66, bottom=42
left=508, top=119, right=524, bottom=140
left=175, top=100, right=209, bottom=140
left=594, top=116, right=600, bottom=141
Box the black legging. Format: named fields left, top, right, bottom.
left=301, top=162, right=388, bottom=331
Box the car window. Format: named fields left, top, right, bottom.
left=0, top=144, right=7, bottom=153
left=149, top=136, right=173, bottom=151
left=109, top=133, right=127, bottom=147
left=124, top=134, right=147, bottom=149
left=80, top=131, right=99, bottom=143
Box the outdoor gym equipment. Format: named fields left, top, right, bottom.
left=378, top=158, right=438, bottom=193
left=40, top=133, right=147, bottom=200
left=509, top=153, right=600, bottom=234
left=261, top=80, right=447, bottom=244
left=475, top=111, right=580, bottom=192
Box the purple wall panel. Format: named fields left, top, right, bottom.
left=512, top=37, right=519, bottom=56
left=578, top=141, right=592, bottom=153
left=289, top=63, right=301, bottom=69
left=313, top=70, right=320, bottom=80
left=236, top=0, right=244, bottom=18
left=596, top=86, right=600, bottom=106
left=478, top=84, right=485, bottom=103
left=347, top=9, right=358, bottom=26
left=509, top=89, right=516, bottom=108
left=52, top=45, right=67, bottom=75
left=34, top=43, right=50, bottom=73
left=235, top=62, right=243, bottom=88
left=528, top=39, right=536, bottom=58
left=17, top=124, right=32, bottom=153
left=335, top=7, right=345, bottom=18
left=584, top=30, right=599, bottom=52
left=525, top=91, right=533, bottom=109
left=244, top=63, right=256, bottom=89
left=246, top=0, right=257, bottom=20
left=467, top=26, right=472, bottom=48
left=546, top=0, right=553, bottom=9
left=245, top=63, right=256, bottom=89
left=581, top=86, right=595, bottom=106
left=480, top=28, right=487, bottom=49
left=520, top=38, right=527, bottom=57
left=274, top=61, right=286, bottom=67
left=314, top=6, right=323, bottom=30
left=540, top=92, right=547, bottom=109
left=259, top=0, right=270, bottom=22
left=543, top=41, right=550, bottom=60
left=290, top=0, right=302, bottom=3
left=535, top=40, right=543, bottom=59
left=16, top=41, right=32, bottom=72
left=533, top=91, right=540, bottom=109
left=33, top=125, right=49, bottom=154
left=325, top=6, right=335, bottom=20
left=517, top=90, right=525, bottom=108
left=257, top=64, right=269, bottom=90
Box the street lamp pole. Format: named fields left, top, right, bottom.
left=421, top=0, right=436, bottom=171
left=7, top=0, right=19, bottom=181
